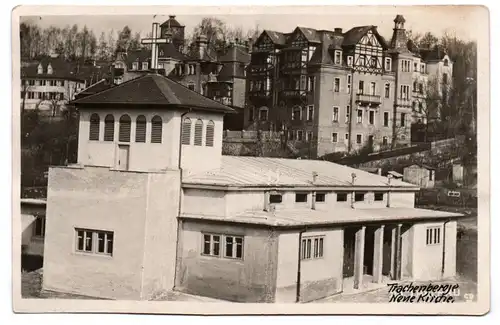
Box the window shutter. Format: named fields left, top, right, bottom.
left=194, top=119, right=203, bottom=146
left=104, top=115, right=115, bottom=141
left=89, top=114, right=100, bottom=140
left=151, top=116, right=162, bottom=143
left=206, top=120, right=215, bottom=147
left=135, top=115, right=146, bottom=142
left=119, top=115, right=131, bottom=142
left=181, top=118, right=191, bottom=145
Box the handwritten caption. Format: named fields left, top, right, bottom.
left=387, top=283, right=464, bottom=303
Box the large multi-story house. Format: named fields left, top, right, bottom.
left=21, top=55, right=88, bottom=116
left=112, top=15, right=251, bottom=113
left=245, top=15, right=453, bottom=157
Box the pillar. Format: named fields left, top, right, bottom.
left=353, top=226, right=366, bottom=290
left=394, top=224, right=403, bottom=280
left=372, top=225, right=385, bottom=283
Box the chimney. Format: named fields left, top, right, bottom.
left=169, top=15, right=176, bottom=19
left=196, top=35, right=208, bottom=59
left=312, top=171, right=318, bottom=183
left=334, top=28, right=343, bottom=34
left=377, top=168, right=382, bottom=175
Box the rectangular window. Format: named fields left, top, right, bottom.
left=269, top=193, right=283, bottom=204
left=75, top=229, right=114, bottom=256
left=315, top=192, right=326, bottom=202
left=142, top=62, right=149, bottom=70
left=358, top=80, right=364, bottom=94
left=332, top=107, right=339, bottom=122
left=356, top=134, right=362, bottom=144
left=426, top=227, right=441, bottom=245
left=33, top=216, right=45, bottom=237
left=336, top=192, right=348, bottom=202
left=384, top=83, right=390, bottom=98
left=347, top=56, right=353, bottom=66
left=334, top=78, right=340, bottom=92
left=293, top=106, right=302, bottom=121
left=401, top=113, right=406, bottom=127
left=374, top=192, right=384, bottom=201
left=384, top=112, right=389, bottom=127
left=345, top=106, right=350, bottom=123
left=259, top=108, right=268, bottom=121
left=225, top=236, right=244, bottom=259
left=335, top=51, right=341, bottom=64
left=308, top=76, right=315, bottom=92
left=297, top=130, right=303, bottom=141
left=307, top=131, right=313, bottom=142
left=369, top=110, right=375, bottom=125
left=357, top=109, right=363, bottom=123
left=359, top=55, right=365, bottom=66
left=295, top=193, right=308, bottom=203
left=347, top=74, right=352, bottom=94
left=354, top=192, right=365, bottom=202
left=332, top=132, right=338, bottom=143
left=300, top=75, right=307, bottom=90
left=414, top=62, right=418, bottom=71
left=370, top=57, right=377, bottom=68
left=370, top=82, right=376, bottom=95
left=345, top=133, right=349, bottom=142
left=385, top=58, right=391, bottom=71
left=132, top=62, right=138, bottom=70
left=301, top=236, right=324, bottom=260
left=307, top=105, right=314, bottom=121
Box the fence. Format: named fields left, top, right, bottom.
left=415, top=188, right=477, bottom=208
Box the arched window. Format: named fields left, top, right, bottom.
left=104, top=114, right=115, bottom=141
left=135, top=115, right=146, bottom=143
left=181, top=117, right=192, bottom=145
left=151, top=116, right=162, bottom=143
left=194, top=119, right=203, bottom=146
left=206, top=120, right=215, bottom=147
left=444, top=59, right=449, bottom=66
left=119, top=115, right=131, bottom=142
left=89, top=113, right=100, bottom=141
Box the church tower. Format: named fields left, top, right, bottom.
left=41, top=71, right=234, bottom=299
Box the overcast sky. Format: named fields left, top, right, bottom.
left=20, top=6, right=483, bottom=41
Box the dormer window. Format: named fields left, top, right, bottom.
left=347, top=56, right=353, bottom=66
left=132, top=62, right=138, bottom=70
left=142, top=62, right=149, bottom=70
left=334, top=51, right=342, bottom=65
left=37, top=64, right=43, bottom=74
left=444, top=59, right=449, bottom=66
left=47, top=64, right=53, bottom=75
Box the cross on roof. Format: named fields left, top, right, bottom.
left=141, top=22, right=169, bottom=71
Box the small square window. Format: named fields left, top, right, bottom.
left=270, top=193, right=283, bottom=204
left=315, top=193, right=326, bottom=202
left=374, top=192, right=384, bottom=201
left=295, top=193, right=308, bottom=203
left=354, top=192, right=365, bottom=202
left=337, top=192, right=348, bottom=202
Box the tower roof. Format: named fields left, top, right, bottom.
left=394, top=14, right=406, bottom=24
left=72, top=73, right=234, bottom=113
left=160, top=15, right=184, bottom=28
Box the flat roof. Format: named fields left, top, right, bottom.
left=183, top=156, right=419, bottom=189
left=180, top=207, right=463, bottom=228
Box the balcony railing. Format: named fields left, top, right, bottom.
left=249, top=90, right=271, bottom=98
left=281, top=90, right=308, bottom=98
left=397, top=98, right=412, bottom=107
left=356, top=94, right=382, bottom=105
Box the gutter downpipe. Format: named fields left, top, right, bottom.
left=296, top=227, right=307, bottom=303
left=173, top=109, right=192, bottom=289
left=441, top=219, right=450, bottom=276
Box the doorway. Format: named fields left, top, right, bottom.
left=116, top=145, right=130, bottom=171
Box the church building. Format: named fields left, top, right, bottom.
left=42, top=61, right=462, bottom=302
